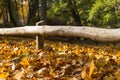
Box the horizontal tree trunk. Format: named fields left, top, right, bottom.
left=0, top=26, right=120, bottom=42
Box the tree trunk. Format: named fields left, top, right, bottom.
left=27, top=0, right=39, bottom=24
left=14, top=0, right=20, bottom=25
left=21, top=0, right=26, bottom=25
left=64, top=0, right=82, bottom=26
left=0, top=26, right=120, bottom=42
left=40, top=0, right=47, bottom=24
left=0, top=8, right=4, bottom=18
left=5, top=0, right=18, bottom=26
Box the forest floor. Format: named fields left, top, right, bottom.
left=0, top=37, right=120, bottom=80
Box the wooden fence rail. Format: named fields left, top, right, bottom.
left=0, top=26, right=120, bottom=50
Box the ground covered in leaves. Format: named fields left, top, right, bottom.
left=0, top=37, right=120, bottom=80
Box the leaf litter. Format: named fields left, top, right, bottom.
left=0, top=37, right=120, bottom=80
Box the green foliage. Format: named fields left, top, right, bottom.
left=47, top=1, right=71, bottom=25
left=88, top=0, right=102, bottom=21
left=88, top=0, right=120, bottom=28
left=47, top=0, right=120, bottom=28
left=48, top=1, right=67, bottom=18
left=77, top=0, right=95, bottom=25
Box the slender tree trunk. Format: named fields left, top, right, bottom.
left=21, top=0, right=26, bottom=25
left=14, top=0, right=20, bottom=25
left=64, top=0, right=82, bottom=26
left=27, top=0, right=39, bottom=24
left=0, top=8, right=4, bottom=18
left=40, top=0, right=47, bottom=24
left=5, top=0, right=18, bottom=26
left=4, top=8, right=9, bottom=22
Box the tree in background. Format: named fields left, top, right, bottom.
left=5, top=0, right=20, bottom=26
left=27, top=0, right=39, bottom=25
left=40, top=0, right=47, bottom=24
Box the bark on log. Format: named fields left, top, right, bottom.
left=0, top=26, right=120, bottom=42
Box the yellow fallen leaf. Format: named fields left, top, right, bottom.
left=20, top=57, right=29, bottom=68
left=49, top=69, right=55, bottom=77
left=0, top=72, right=9, bottom=78
left=89, top=60, right=95, bottom=78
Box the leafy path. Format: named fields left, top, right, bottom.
left=0, top=37, right=120, bottom=80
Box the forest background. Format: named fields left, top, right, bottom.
left=0, top=0, right=120, bottom=28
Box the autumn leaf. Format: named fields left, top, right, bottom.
left=20, top=57, right=29, bottom=68
left=0, top=72, right=9, bottom=78
left=89, top=60, right=95, bottom=78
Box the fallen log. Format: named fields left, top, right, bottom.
left=0, top=26, right=120, bottom=42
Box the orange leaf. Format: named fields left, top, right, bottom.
left=89, top=60, right=95, bottom=78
